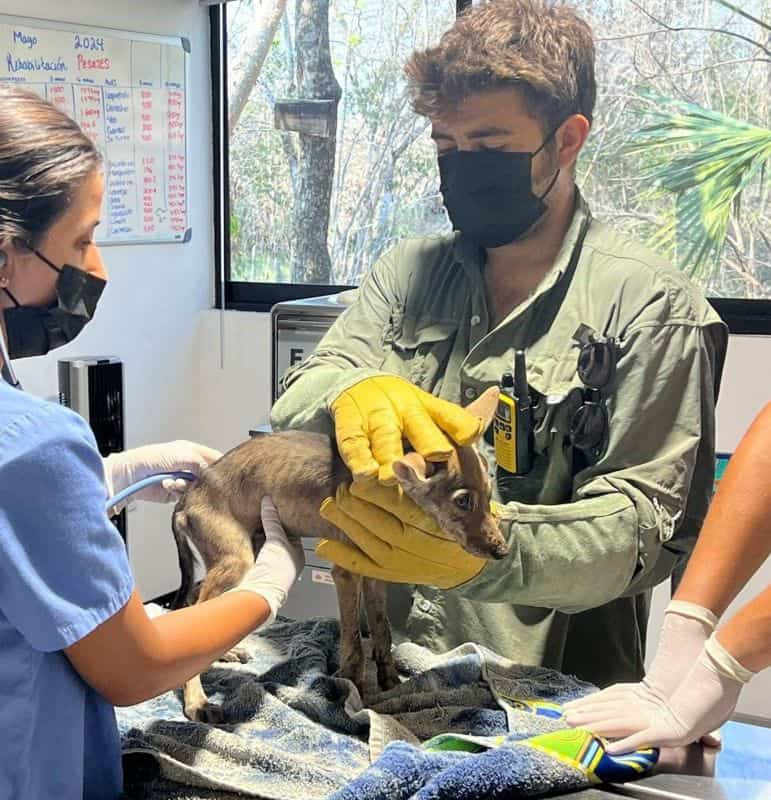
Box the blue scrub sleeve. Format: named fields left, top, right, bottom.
left=0, top=402, right=134, bottom=652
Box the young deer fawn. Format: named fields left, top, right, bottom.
left=171, top=386, right=507, bottom=722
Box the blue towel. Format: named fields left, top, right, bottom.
left=328, top=740, right=582, bottom=800
left=118, top=617, right=656, bottom=799
left=330, top=730, right=659, bottom=800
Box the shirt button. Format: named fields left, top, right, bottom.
left=464, top=387, right=477, bottom=399
left=470, top=315, right=481, bottom=326
left=418, top=599, right=432, bottom=613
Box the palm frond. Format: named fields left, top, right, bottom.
left=623, top=88, right=771, bottom=280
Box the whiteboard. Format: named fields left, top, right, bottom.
left=0, top=15, right=191, bottom=246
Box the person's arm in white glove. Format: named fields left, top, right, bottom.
left=564, top=403, right=771, bottom=741
left=562, top=600, right=718, bottom=736
left=103, top=440, right=223, bottom=513
left=226, top=496, right=306, bottom=626
left=603, top=603, right=767, bottom=754
left=66, top=497, right=305, bottom=705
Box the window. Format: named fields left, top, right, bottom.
left=213, top=0, right=771, bottom=329
left=574, top=0, right=771, bottom=331
left=213, top=0, right=456, bottom=311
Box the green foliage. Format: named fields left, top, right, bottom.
left=625, top=89, right=771, bottom=281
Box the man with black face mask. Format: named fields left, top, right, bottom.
left=272, top=0, right=728, bottom=689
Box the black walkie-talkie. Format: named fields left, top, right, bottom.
left=512, top=350, right=533, bottom=474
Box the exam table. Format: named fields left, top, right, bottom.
left=564, top=719, right=771, bottom=799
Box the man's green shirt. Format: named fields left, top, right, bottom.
left=271, top=193, right=728, bottom=686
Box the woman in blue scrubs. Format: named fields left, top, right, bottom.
left=0, top=86, right=304, bottom=799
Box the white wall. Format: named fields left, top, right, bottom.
left=192, top=310, right=272, bottom=451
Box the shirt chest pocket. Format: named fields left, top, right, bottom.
left=381, top=317, right=459, bottom=392
left=491, top=350, right=586, bottom=506
left=527, top=351, right=587, bottom=447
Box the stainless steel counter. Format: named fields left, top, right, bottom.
left=609, top=774, right=771, bottom=799
left=539, top=775, right=770, bottom=800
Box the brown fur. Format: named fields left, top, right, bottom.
left=171, top=387, right=507, bottom=722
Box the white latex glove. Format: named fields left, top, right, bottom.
left=227, top=496, right=305, bottom=627
left=563, top=600, right=718, bottom=738
left=103, top=440, right=222, bottom=512
left=604, top=633, right=754, bottom=754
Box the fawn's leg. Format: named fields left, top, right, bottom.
left=182, top=551, right=252, bottom=724
left=332, top=565, right=366, bottom=695
left=362, top=578, right=400, bottom=691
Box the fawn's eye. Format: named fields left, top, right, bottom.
left=453, top=491, right=474, bottom=511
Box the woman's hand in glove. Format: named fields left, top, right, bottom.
left=104, top=440, right=222, bottom=512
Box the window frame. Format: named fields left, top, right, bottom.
left=211, top=2, right=771, bottom=332
left=210, top=4, right=352, bottom=314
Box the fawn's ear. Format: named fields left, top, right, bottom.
left=393, top=452, right=436, bottom=488
left=464, top=386, right=500, bottom=439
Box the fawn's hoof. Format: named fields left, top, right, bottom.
left=218, top=646, right=250, bottom=664
left=186, top=701, right=225, bottom=725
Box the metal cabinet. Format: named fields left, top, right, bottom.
left=267, top=290, right=358, bottom=620
left=271, top=290, right=357, bottom=402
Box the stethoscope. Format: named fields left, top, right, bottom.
left=0, top=327, right=22, bottom=390
left=105, top=472, right=197, bottom=513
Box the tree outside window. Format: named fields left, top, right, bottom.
left=226, top=0, right=771, bottom=300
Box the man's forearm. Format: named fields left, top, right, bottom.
left=271, top=248, right=405, bottom=434
left=271, top=364, right=379, bottom=433
left=456, top=491, right=641, bottom=610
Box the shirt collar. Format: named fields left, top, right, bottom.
left=452, top=188, right=591, bottom=301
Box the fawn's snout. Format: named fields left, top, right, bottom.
left=464, top=514, right=510, bottom=560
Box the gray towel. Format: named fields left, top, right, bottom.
left=118, top=617, right=655, bottom=799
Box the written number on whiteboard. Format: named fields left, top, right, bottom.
left=74, top=35, right=105, bottom=52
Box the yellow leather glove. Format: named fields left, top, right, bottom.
left=317, top=481, right=487, bottom=589
left=331, top=375, right=485, bottom=484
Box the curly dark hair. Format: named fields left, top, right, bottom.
left=405, top=0, right=596, bottom=133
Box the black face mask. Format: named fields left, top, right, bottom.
left=2, top=248, right=106, bottom=359
left=438, top=132, right=560, bottom=249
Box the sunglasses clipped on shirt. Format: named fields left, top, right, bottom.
left=568, top=325, right=618, bottom=460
